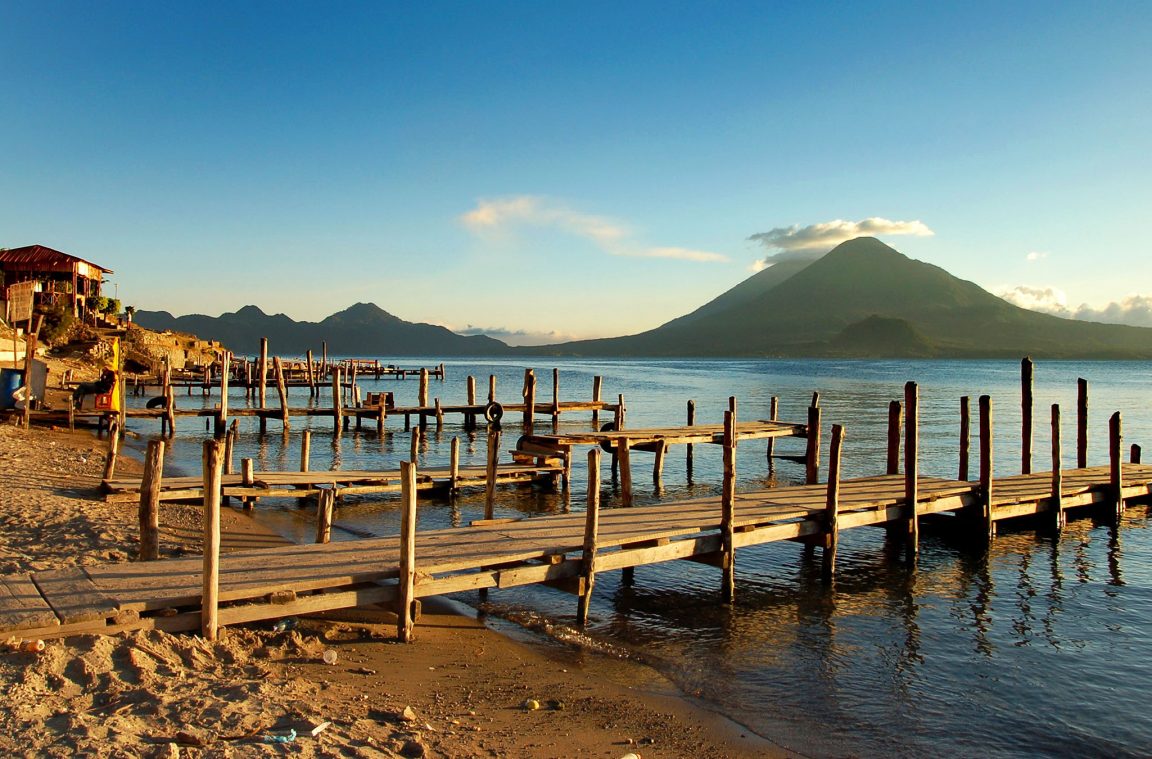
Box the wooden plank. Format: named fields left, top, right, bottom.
left=33, top=567, right=119, bottom=624
left=0, top=574, right=59, bottom=630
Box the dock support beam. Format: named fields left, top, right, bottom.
left=1110, top=411, right=1124, bottom=522
left=577, top=448, right=601, bottom=627
left=201, top=439, right=224, bottom=642
left=886, top=400, right=902, bottom=475
left=721, top=409, right=737, bottom=603
left=805, top=404, right=821, bottom=485
left=959, top=396, right=970, bottom=481
left=398, top=461, right=417, bottom=643
left=1021, top=357, right=1033, bottom=474
left=823, top=424, right=844, bottom=582
left=138, top=439, right=165, bottom=561
left=904, top=381, right=919, bottom=562
left=1077, top=378, right=1089, bottom=468
left=1051, top=404, right=1064, bottom=531
left=979, top=395, right=995, bottom=542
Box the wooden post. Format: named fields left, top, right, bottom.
left=102, top=418, right=121, bottom=482
left=410, top=426, right=421, bottom=464
left=721, top=410, right=737, bottom=603
left=577, top=447, right=601, bottom=627
left=449, top=436, right=460, bottom=493
left=241, top=457, right=254, bottom=510
left=306, top=349, right=316, bottom=397
left=1077, top=378, right=1088, bottom=468
left=418, top=368, right=429, bottom=408
left=653, top=440, right=667, bottom=485
left=615, top=394, right=626, bottom=429
left=331, top=367, right=342, bottom=434
left=138, top=439, right=165, bottom=561
left=435, top=398, right=444, bottom=429
left=258, top=337, right=268, bottom=409
left=766, top=396, right=779, bottom=465
left=219, top=351, right=229, bottom=430
left=959, top=396, right=971, bottom=481
left=485, top=427, right=500, bottom=519
left=805, top=405, right=821, bottom=485
left=321, top=341, right=328, bottom=377
left=398, top=460, right=417, bottom=643
left=823, top=424, right=845, bottom=582
left=164, top=382, right=176, bottom=438
left=523, top=368, right=536, bottom=431
left=466, top=375, right=477, bottom=429
left=315, top=487, right=335, bottom=544
left=300, top=429, right=311, bottom=472
left=488, top=374, right=497, bottom=403
left=1021, top=357, right=1033, bottom=475
left=551, top=368, right=560, bottom=424
left=1051, top=404, right=1064, bottom=531
left=201, top=439, right=224, bottom=641
left=224, top=420, right=237, bottom=475
left=979, top=395, right=994, bottom=541
left=1132, top=444, right=1142, bottom=464
left=1110, top=411, right=1124, bottom=521
left=274, top=356, right=289, bottom=429
left=618, top=437, right=633, bottom=508
left=904, top=381, right=919, bottom=561
left=685, top=399, right=696, bottom=479
left=886, top=400, right=902, bottom=475
left=592, top=375, right=603, bottom=426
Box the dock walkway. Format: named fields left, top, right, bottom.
left=3, top=462, right=1148, bottom=642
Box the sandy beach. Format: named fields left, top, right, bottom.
left=0, top=413, right=783, bottom=758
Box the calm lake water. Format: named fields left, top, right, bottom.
left=129, top=358, right=1152, bottom=757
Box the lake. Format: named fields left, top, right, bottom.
left=130, top=357, right=1152, bottom=757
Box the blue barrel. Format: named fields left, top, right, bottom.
left=0, top=369, right=23, bottom=410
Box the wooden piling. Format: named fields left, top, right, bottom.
left=315, top=487, right=335, bottom=544
left=450, top=437, right=460, bottom=493
left=466, top=375, right=477, bottom=429
left=306, top=350, right=316, bottom=397
left=138, top=439, right=165, bottom=561
left=979, top=395, right=994, bottom=541
left=398, top=460, right=417, bottom=643
left=488, top=375, right=497, bottom=403
left=1051, top=404, right=1064, bottom=531
left=201, top=439, right=224, bottom=642
left=273, top=356, right=289, bottom=429
left=592, top=376, right=603, bottom=426
left=886, top=400, right=902, bottom=475
left=685, top=400, right=696, bottom=478
left=766, top=396, right=779, bottom=464
left=523, top=368, right=536, bottom=431
left=485, top=427, right=500, bottom=520
left=1021, top=357, right=1033, bottom=475
left=331, top=368, right=342, bottom=434
left=1132, top=444, right=1142, bottom=464
left=823, top=424, right=844, bottom=582
left=410, top=427, right=421, bottom=464
left=618, top=437, right=633, bottom=508
left=904, top=381, right=919, bottom=560
left=419, top=368, right=429, bottom=408
left=1077, top=378, right=1088, bottom=468
left=300, top=429, right=311, bottom=472
left=258, top=338, right=268, bottom=409
left=653, top=440, right=667, bottom=485
left=959, top=396, right=970, bottom=481
left=577, top=447, right=601, bottom=627
left=551, top=368, right=560, bottom=424
left=223, top=421, right=237, bottom=475
left=102, top=419, right=121, bottom=481
left=805, top=405, right=821, bottom=485
left=1110, top=411, right=1124, bottom=521
left=219, top=351, right=229, bottom=430
left=721, top=410, right=737, bottom=603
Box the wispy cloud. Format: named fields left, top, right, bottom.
left=460, top=196, right=727, bottom=263
left=1025, top=250, right=1049, bottom=263
left=999, top=286, right=1152, bottom=328
left=748, top=217, right=934, bottom=266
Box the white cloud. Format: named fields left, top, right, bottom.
left=998, top=286, right=1152, bottom=328
left=998, top=285, right=1069, bottom=314
left=454, top=323, right=587, bottom=347
left=460, top=195, right=727, bottom=263
left=1025, top=251, right=1049, bottom=262
left=748, top=217, right=934, bottom=267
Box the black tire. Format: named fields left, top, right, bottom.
left=146, top=396, right=167, bottom=410
left=484, top=401, right=504, bottom=423
left=599, top=422, right=617, bottom=452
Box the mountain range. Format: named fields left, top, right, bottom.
left=135, top=238, right=1152, bottom=359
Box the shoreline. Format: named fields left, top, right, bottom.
left=0, top=421, right=790, bottom=757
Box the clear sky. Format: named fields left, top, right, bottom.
left=2, top=2, right=1150, bottom=344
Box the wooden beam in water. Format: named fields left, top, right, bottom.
left=721, top=409, right=736, bottom=603
left=823, top=424, right=844, bottom=582
left=1077, top=378, right=1089, bottom=468
left=1021, top=357, right=1033, bottom=475
left=138, top=439, right=164, bottom=561
left=904, top=381, right=919, bottom=561
left=576, top=448, right=601, bottom=627
left=201, top=439, right=224, bottom=641
left=979, top=395, right=995, bottom=542
left=959, top=396, right=970, bottom=481
left=1052, top=404, right=1064, bottom=531
left=398, top=461, right=417, bottom=643
left=887, top=400, right=902, bottom=476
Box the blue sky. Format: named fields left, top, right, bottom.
left=2, top=2, right=1150, bottom=344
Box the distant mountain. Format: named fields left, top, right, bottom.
left=522, top=237, right=1152, bottom=358
left=135, top=302, right=510, bottom=356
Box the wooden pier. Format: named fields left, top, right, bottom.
left=2, top=386, right=1148, bottom=643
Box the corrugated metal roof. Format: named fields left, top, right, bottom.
left=0, top=245, right=114, bottom=274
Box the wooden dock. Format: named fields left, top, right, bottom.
left=4, top=449, right=1148, bottom=642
